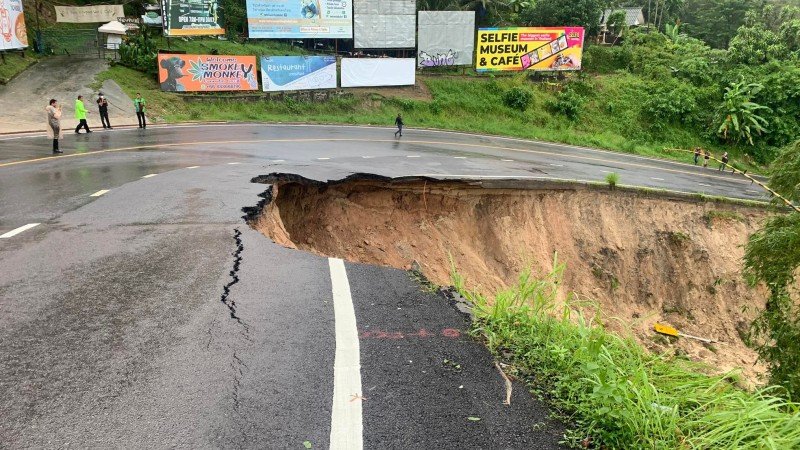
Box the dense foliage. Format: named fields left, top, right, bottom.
left=745, top=141, right=800, bottom=399
left=454, top=260, right=800, bottom=449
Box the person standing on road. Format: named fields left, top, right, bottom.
left=134, top=93, right=147, bottom=129
left=46, top=99, right=63, bottom=154
left=703, top=149, right=710, bottom=168
left=693, top=147, right=701, bottom=165
left=394, top=113, right=404, bottom=138
left=74, top=95, right=91, bottom=134
left=719, top=152, right=729, bottom=171
left=96, top=93, right=112, bottom=129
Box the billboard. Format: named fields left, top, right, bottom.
left=54, top=5, right=125, bottom=23
left=418, top=11, right=475, bottom=68
left=476, top=27, right=585, bottom=72
left=341, top=58, right=415, bottom=88
left=354, top=0, right=415, bottom=48
left=163, top=0, right=224, bottom=36
left=246, top=0, right=352, bottom=39
left=158, top=54, right=258, bottom=92
left=0, top=0, right=27, bottom=50
left=261, top=55, right=337, bottom=92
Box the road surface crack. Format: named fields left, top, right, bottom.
left=221, top=229, right=245, bottom=324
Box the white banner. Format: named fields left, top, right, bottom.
left=0, top=0, right=28, bottom=50
left=354, top=0, right=415, bottom=48
left=418, top=11, right=475, bottom=68
left=55, top=5, right=125, bottom=23
left=341, top=58, right=416, bottom=88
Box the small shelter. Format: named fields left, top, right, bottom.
left=97, top=20, right=127, bottom=50
left=599, top=7, right=646, bottom=43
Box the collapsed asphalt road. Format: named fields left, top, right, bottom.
left=0, top=124, right=769, bottom=448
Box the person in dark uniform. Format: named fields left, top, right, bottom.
left=693, top=147, right=701, bottom=165
left=719, top=152, right=729, bottom=171
left=394, top=113, right=404, bottom=138
left=97, top=93, right=112, bottom=129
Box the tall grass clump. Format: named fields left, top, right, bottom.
left=605, top=172, right=619, bottom=189
left=452, top=255, right=800, bottom=449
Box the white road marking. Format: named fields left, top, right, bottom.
left=600, top=170, right=612, bottom=173
left=406, top=155, right=421, bottom=158
left=699, top=183, right=712, bottom=187
left=746, top=190, right=761, bottom=194
left=454, top=156, right=467, bottom=159
left=271, top=160, right=285, bottom=163
left=550, top=164, right=563, bottom=167
left=186, top=166, right=200, bottom=169
left=227, top=162, right=241, bottom=165
left=142, top=174, right=157, bottom=178
left=90, top=189, right=110, bottom=197
left=328, top=258, right=363, bottom=450
left=501, top=159, right=514, bottom=162
left=317, top=157, right=331, bottom=160
left=651, top=177, right=665, bottom=181
left=361, top=156, right=373, bottom=159
left=1, top=223, right=40, bottom=239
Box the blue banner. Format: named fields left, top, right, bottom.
left=261, top=56, right=338, bottom=92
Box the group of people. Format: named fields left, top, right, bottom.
left=45, top=93, right=149, bottom=154
left=693, top=147, right=730, bottom=171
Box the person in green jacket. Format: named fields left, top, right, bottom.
left=74, top=95, right=92, bottom=134
left=134, top=93, right=147, bottom=129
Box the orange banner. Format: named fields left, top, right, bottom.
left=157, top=54, right=259, bottom=92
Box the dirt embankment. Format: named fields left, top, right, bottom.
left=249, top=176, right=773, bottom=383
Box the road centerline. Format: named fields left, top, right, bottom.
left=328, top=258, right=363, bottom=450
left=1, top=223, right=41, bottom=239
left=90, top=189, right=110, bottom=197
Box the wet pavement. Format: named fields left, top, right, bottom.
left=0, top=124, right=770, bottom=448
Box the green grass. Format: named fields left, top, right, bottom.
left=93, top=61, right=764, bottom=172
left=452, top=255, right=800, bottom=449
left=605, top=172, right=620, bottom=189
left=0, top=52, right=38, bottom=84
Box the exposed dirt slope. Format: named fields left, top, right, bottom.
left=250, top=176, right=774, bottom=383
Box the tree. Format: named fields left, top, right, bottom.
left=768, top=140, right=800, bottom=202
left=717, top=81, right=771, bottom=145
left=606, top=11, right=628, bottom=45
left=728, top=22, right=790, bottom=64
left=681, top=0, right=759, bottom=48
left=521, top=0, right=610, bottom=35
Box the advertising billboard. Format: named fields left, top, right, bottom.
left=158, top=54, right=258, bottom=92
left=163, top=0, right=224, bottom=36
left=341, top=58, right=415, bottom=88
left=354, top=0, right=415, bottom=48
left=246, top=0, right=352, bottom=39
left=418, top=11, right=475, bottom=68
left=55, top=5, right=125, bottom=23
left=261, top=55, right=337, bottom=92
left=476, top=27, right=585, bottom=72
left=0, top=0, right=27, bottom=50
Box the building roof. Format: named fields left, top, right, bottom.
left=600, top=7, right=645, bottom=27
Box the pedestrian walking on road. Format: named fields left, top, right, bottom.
left=46, top=99, right=63, bottom=154
left=74, top=95, right=91, bottom=134
left=703, top=149, right=710, bottom=168
left=394, top=113, right=404, bottom=138
left=719, top=152, right=729, bottom=171
left=693, top=147, right=701, bottom=165
left=134, top=93, right=147, bottom=129
left=97, top=93, right=112, bottom=129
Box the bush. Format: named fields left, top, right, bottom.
left=119, top=29, right=159, bottom=77
left=605, top=172, right=619, bottom=189
left=547, top=87, right=585, bottom=120
left=502, top=86, right=534, bottom=111
left=583, top=45, right=630, bottom=74
left=641, top=81, right=700, bottom=131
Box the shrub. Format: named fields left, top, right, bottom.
left=502, top=86, right=534, bottom=111
left=642, top=81, right=700, bottom=131
left=547, top=87, right=585, bottom=120
left=605, top=172, right=619, bottom=189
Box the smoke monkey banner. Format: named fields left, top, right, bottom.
left=158, top=54, right=258, bottom=92
left=476, top=27, right=585, bottom=72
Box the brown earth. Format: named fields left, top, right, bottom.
left=249, top=176, right=774, bottom=384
